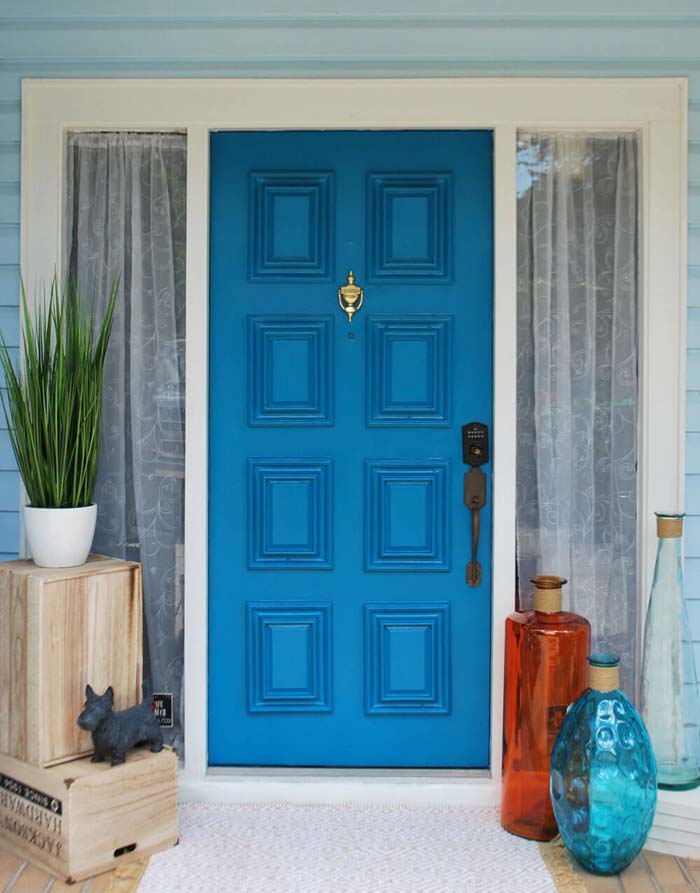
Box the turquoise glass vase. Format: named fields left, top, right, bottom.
left=641, top=513, right=700, bottom=790
left=550, top=654, right=657, bottom=876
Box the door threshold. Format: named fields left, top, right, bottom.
left=206, top=766, right=490, bottom=779
left=180, top=768, right=499, bottom=807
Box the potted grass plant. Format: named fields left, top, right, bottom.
left=0, top=275, right=117, bottom=567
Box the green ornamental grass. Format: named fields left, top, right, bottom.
left=0, top=275, right=118, bottom=509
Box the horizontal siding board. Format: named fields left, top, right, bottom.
left=0, top=307, right=18, bottom=346
left=0, top=108, right=19, bottom=142
left=0, top=84, right=19, bottom=102
left=0, top=471, right=19, bottom=512
left=689, top=309, right=700, bottom=348
left=9, top=26, right=700, bottom=61
left=689, top=273, right=700, bottom=309
left=0, top=143, right=20, bottom=182
left=688, top=392, right=700, bottom=432
left=686, top=558, right=700, bottom=593
left=0, top=225, right=18, bottom=266
left=687, top=599, right=700, bottom=640
left=0, top=511, right=19, bottom=554
left=689, top=226, right=700, bottom=262
left=690, top=185, right=700, bottom=223
left=5, top=2, right=700, bottom=21
left=0, top=431, right=17, bottom=472
left=0, top=182, right=20, bottom=225
left=0, top=60, right=694, bottom=82
left=687, top=474, right=700, bottom=508
left=7, top=10, right=700, bottom=24
left=686, top=435, right=700, bottom=475
left=0, top=349, right=18, bottom=389
left=688, top=350, right=700, bottom=389
left=0, top=266, right=19, bottom=307
left=0, top=57, right=697, bottom=73
left=686, top=515, right=700, bottom=554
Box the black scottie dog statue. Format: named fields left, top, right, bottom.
left=77, top=685, right=163, bottom=767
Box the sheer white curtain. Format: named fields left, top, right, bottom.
left=64, top=132, right=186, bottom=748
left=516, top=132, right=639, bottom=692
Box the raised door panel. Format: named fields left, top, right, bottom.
left=248, top=459, right=333, bottom=569
left=248, top=316, right=334, bottom=426
left=365, top=460, right=449, bottom=572
left=367, top=172, right=452, bottom=282
left=249, top=171, right=334, bottom=280
left=247, top=603, right=332, bottom=712
left=366, top=316, right=452, bottom=426
left=364, top=604, right=450, bottom=715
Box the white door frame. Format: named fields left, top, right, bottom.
left=20, top=78, right=690, bottom=844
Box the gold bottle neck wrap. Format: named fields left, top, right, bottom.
left=589, top=664, right=619, bottom=691
left=657, top=516, right=683, bottom=538
left=533, top=588, right=562, bottom=613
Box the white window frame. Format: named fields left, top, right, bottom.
left=20, top=78, right=690, bottom=850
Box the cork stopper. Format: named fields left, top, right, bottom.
left=588, top=653, right=620, bottom=691
left=656, top=512, right=684, bottom=539
left=531, top=575, right=567, bottom=613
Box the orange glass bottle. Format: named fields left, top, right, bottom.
left=501, top=575, right=590, bottom=840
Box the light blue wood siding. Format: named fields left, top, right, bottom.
left=1, top=2, right=699, bottom=625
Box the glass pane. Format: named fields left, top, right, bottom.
left=516, top=132, right=639, bottom=693
left=64, top=131, right=187, bottom=749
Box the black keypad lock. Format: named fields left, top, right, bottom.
left=462, top=422, right=489, bottom=467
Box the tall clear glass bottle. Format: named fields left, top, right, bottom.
left=641, top=512, right=700, bottom=790
left=501, top=575, right=591, bottom=840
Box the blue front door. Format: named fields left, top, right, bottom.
left=208, top=130, right=493, bottom=767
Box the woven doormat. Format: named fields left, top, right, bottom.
left=139, top=803, right=558, bottom=892
left=539, top=838, right=588, bottom=892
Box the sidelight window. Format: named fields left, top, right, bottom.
left=64, top=131, right=187, bottom=749
left=516, top=132, right=640, bottom=692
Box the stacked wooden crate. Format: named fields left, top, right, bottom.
left=0, top=556, right=178, bottom=882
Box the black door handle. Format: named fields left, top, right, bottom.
left=462, top=422, right=488, bottom=587
left=464, top=467, right=486, bottom=587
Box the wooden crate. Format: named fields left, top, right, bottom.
left=0, top=556, right=143, bottom=767
left=0, top=747, right=178, bottom=882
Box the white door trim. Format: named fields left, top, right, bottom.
left=20, top=77, right=689, bottom=847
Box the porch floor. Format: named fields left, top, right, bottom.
left=0, top=847, right=147, bottom=891
left=548, top=846, right=700, bottom=892
left=633, top=853, right=700, bottom=891
left=0, top=831, right=697, bottom=891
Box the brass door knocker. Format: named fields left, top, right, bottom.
left=338, top=270, right=364, bottom=322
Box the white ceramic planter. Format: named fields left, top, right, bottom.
left=24, top=504, right=97, bottom=568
